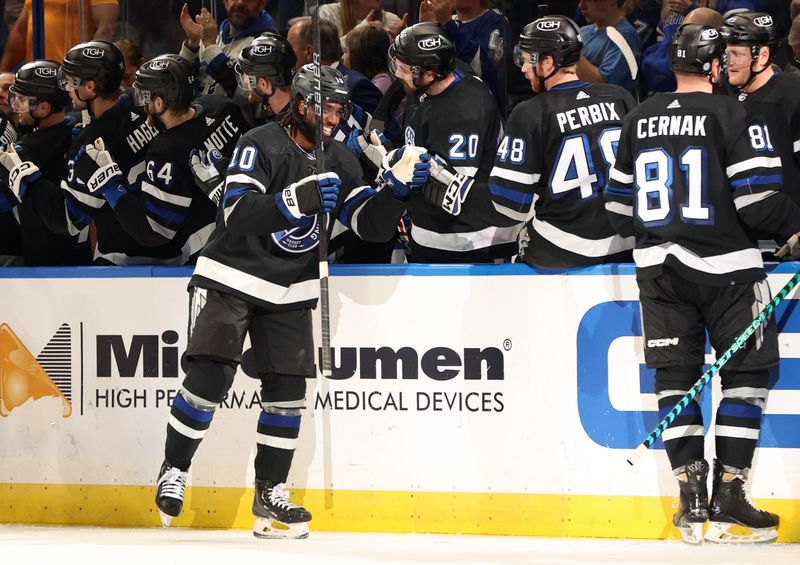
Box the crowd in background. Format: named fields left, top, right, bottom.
left=0, top=0, right=798, bottom=267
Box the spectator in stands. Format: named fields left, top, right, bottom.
left=419, top=0, right=511, bottom=114
left=641, top=6, right=725, bottom=93
left=575, top=0, right=641, bottom=93
left=0, top=0, right=119, bottom=72
left=319, top=0, right=407, bottom=47
left=786, top=16, right=800, bottom=75
left=287, top=15, right=382, bottom=116
left=0, top=71, right=14, bottom=116
left=178, top=0, right=276, bottom=107
left=114, top=39, right=145, bottom=89
left=344, top=25, right=393, bottom=94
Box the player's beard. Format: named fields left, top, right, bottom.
left=147, top=112, right=168, bottom=133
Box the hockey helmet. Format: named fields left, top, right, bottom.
left=58, top=40, right=124, bottom=92
left=515, top=16, right=583, bottom=68
left=290, top=64, right=351, bottom=121
left=720, top=12, right=778, bottom=48
left=9, top=60, right=69, bottom=113
left=388, top=22, right=455, bottom=80
left=236, top=33, right=297, bottom=92
left=132, top=54, right=196, bottom=109
left=670, top=24, right=725, bottom=76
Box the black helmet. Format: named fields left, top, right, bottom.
left=388, top=22, right=455, bottom=80
left=9, top=60, right=69, bottom=113
left=132, top=54, right=196, bottom=109
left=237, top=33, right=297, bottom=91
left=515, top=16, right=583, bottom=68
left=670, top=24, right=725, bottom=75
left=291, top=64, right=351, bottom=120
left=720, top=12, right=778, bottom=59
left=58, top=40, right=124, bottom=92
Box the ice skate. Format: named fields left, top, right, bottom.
left=706, top=460, right=779, bottom=544
left=672, top=459, right=709, bottom=544
left=155, top=460, right=188, bottom=527
left=252, top=480, right=311, bottom=539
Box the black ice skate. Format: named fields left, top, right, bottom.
left=252, top=480, right=312, bottom=539
left=706, top=460, right=779, bottom=544
left=672, top=459, right=709, bottom=544
left=155, top=460, right=188, bottom=528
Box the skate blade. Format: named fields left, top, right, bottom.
left=705, top=522, right=778, bottom=544
left=253, top=517, right=309, bottom=540
left=677, top=522, right=705, bottom=545
left=158, top=510, right=174, bottom=528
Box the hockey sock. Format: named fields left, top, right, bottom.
left=715, top=370, right=769, bottom=470
left=255, top=406, right=302, bottom=483
left=164, top=359, right=235, bottom=470
left=165, top=388, right=217, bottom=471
left=656, top=366, right=705, bottom=470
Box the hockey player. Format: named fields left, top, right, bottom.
left=154, top=64, right=397, bottom=538
left=604, top=23, right=800, bottom=544
left=0, top=60, right=89, bottom=265
left=489, top=15, right=635, bottom=269
left=352, top=22, right=515, bottom=263
left=73, top=54, right=246, bottom=264
left=720, top=12, right=800, bottom=209
left=11, top=40, right=160, bottom=264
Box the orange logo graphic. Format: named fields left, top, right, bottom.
left=0, top=323, right=72, bottom=418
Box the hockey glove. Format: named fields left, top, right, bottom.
left=381, top=146, right=431, bottom=200
left=777, top=234, right=800, bottom=260
left=0, top=144, right=41, bottom=202
left=421, top=156, right=474, bottom=216
left=190, top=148, right=229, bottom=205
left=346, top=128, right=390, bottom=168
left=275, top=172, right=341, bottom=224
left=74, top=138, right=126, bottom=207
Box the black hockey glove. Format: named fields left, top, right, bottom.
left=777, top=234, right=800, bottom=260
left=275, top=172, right=341, bottom=224
left=420, top=156, right=473, bottom=216
left=189, top=148, right=229, bottom=205
left=0, top=144, right=41, bottom=203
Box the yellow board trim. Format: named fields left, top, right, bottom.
left=1, top=484, right=798, bottom=541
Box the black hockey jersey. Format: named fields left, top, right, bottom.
left=397, top=70, right=515, bottom=262
left=25, top=93, right=159, bottom=264
left=604, top=92, right=800, bottom=285
left=723, top=73, right=800, bottom=208
left=110, top=95, right=247, bottom=264
left=190, top=122, right=369, bottom=310
left=16, top=120, right=90, bottom=265
left=489, top=80, right=637, bottom=268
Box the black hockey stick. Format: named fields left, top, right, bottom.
left=308, top=0, right=332, bottom=378
left=627, top=271, right=800, bottom=466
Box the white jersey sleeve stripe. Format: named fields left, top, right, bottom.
left=226, top=173, right=268, bottom=194
left=492, top=200, right=531, bottom=222
left=733, top=190, right=777, bottom=211
left=62, top=182, right=105, bottom=208
left=605, top=201, right=634, bottom=217
left=146, top=217, right=177, bottom=239
left=141, top=180, right=193, bottom=207
left=794, top=138, right=800, bottom=153
left=490, top=166, right=540, bottom=185
left=726, top=156, right=782, bottom=178
left=610, top=167, right=634, bottom=184
left=454, top=165, right=479, bottom=177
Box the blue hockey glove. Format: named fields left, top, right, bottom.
left=275, top=172, right=341, bottom=224
left=381, top=146, right=431, bottom=200
left=74, top=138, right=126, bottom=206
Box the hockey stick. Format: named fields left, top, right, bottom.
left=307, top=0, right=333, bottom=379
left=627, top=271, right=800, bottom=466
